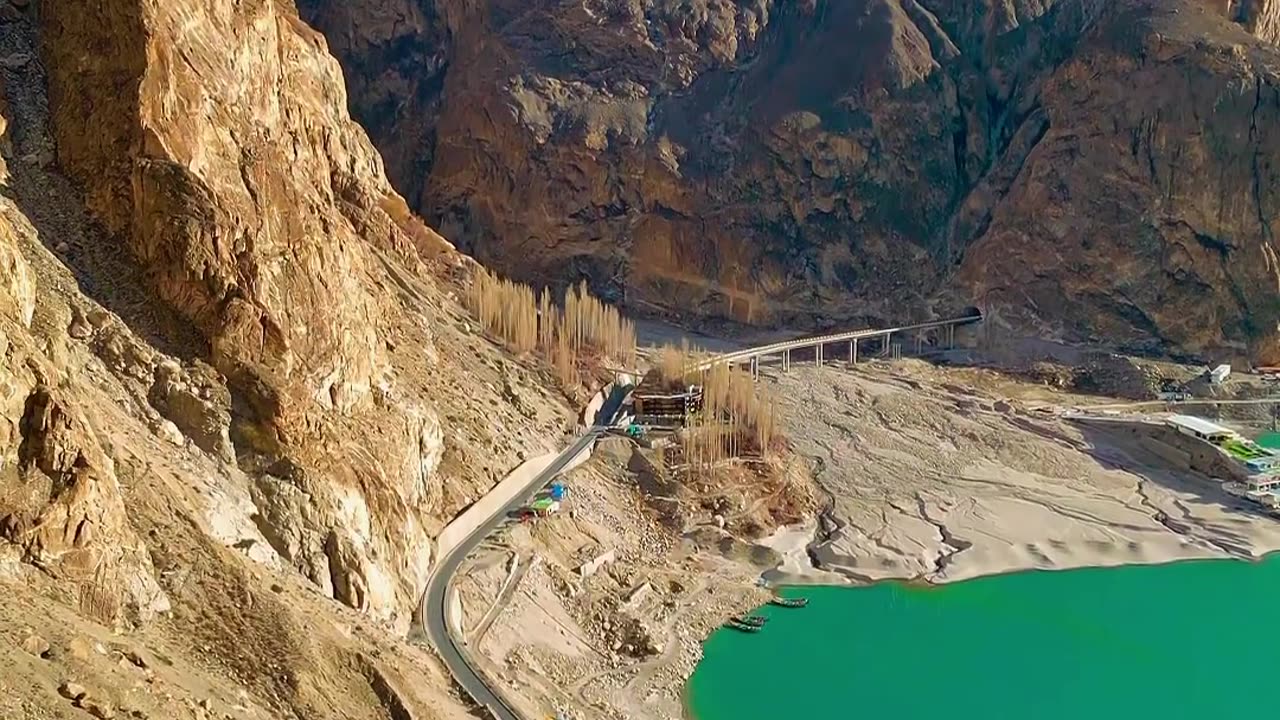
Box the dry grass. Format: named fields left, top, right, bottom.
left=655, top=344, right=781, bottom=480
left=467, top=270, right=538, bottom=353
left=656, top=341, right=700, bottom=388
left=466, top=270, right=636, bottom=388
left=695, top=364, right=778, bottom=454
left=563, top=281, right=636, bottom=365
left=553, top=330, right=575, bottom=388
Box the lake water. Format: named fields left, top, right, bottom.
left=1256, top=431, right=1280, bottom=450
left=686, top=558, right=1280, bottom=719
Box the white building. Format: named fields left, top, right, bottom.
left=1210, top=364, right=1231, bottom=384
left=1165, top=415, right=1236, bottom=443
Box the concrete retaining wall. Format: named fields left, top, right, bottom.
left=1078, top=417, right=1248, bottom=482
left=1148, top=424, right=1247, bottom=480
left=436, top=406, right=605, bottom=561
left=578, top=374, right=635, bottom=429
left=446, top=585, right=463, bottom=640
left=580, top=389, right=606, bottom=430
left=435, top=452, right=559, bottom=561
left=1141, top=436, right=1192, bottom=468
left=577, top=548, right=615, bottom=579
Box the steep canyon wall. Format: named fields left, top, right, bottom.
left=303, top=0, right=1280, bottom=362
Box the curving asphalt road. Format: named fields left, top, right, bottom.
left=420, top=386, right=627, bottom=720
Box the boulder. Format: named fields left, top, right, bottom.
left=148, top=362, right=233, bottom=462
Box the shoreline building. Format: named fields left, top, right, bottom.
left=1165, top=415, right=1236, bottom=443
left=632, top=371, right=703, bottom=426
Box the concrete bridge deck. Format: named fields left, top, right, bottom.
left=696, top=312, right=983, bottom=373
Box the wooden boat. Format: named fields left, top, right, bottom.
left=768, top=596, right=808, bottom=608
left=724, top=618, right=762, bottom=633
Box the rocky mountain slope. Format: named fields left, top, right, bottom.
left=301, top=0, right=1280, bottom=362
left=2, top=0, right=573, bottom=717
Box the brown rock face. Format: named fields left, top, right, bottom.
left=24, top=0, right=568, bottom=631
left=303, top=0, right=1280, bottom=361
left=42, top=0, right=400, bottom=429
left=1, top=228, right=167, bottom=628
left=4, top=385, right=170, bottom=626
left=0, top=0, right=568, bottom=716
left=958, top=9, right=1280, bottom=362
left=37, top=0, right=429, bottom=624
left=0, top=212, right=33, bottom=326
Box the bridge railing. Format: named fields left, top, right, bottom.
left=691, top=313, right=982, bottom=370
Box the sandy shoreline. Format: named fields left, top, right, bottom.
left=767, top=361, right=1280, bottom=589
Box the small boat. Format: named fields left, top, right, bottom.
left=769, top=596, right=808, bottom=608
left=724, top=618, right=762, bottom=633
left=734, top=615, right=767, bottom=627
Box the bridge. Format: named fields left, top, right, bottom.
left=420, top=311, right=983, bottom=720
left=695, top=312, right=984, bottom=374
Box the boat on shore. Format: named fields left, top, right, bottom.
left=734, top=615, right=767, bottom=627
left=769, top=596, right=808, bottom=608
left=724, top=618, right=762, bottom=633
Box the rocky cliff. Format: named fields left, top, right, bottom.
left=303, top=0, right=1280, bottom=362
left=2, top=0, right=569, bottom=716
left=33, top=0, right=576, bottom=628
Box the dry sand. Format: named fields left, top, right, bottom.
left=453, top=437, right=808, bottom=720
left=772, top=360, right=1280, bottom=585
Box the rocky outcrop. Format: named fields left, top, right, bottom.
left=0, top=213, right=33, bottom=327
left=303, top=0, right=1280, bottom=361
left=3, top=384, right=171, bottom=626
left=0, top=221, right=34, bottom=474
left=958, top=0, right=1280, bottom=362
left=42, top=0, right=409, bottom=431
left=2, top=222, right=168, bottom=629
left=0, top=0, right=574, bottom=716
left=148, top=360, right=234, bottom=462
left=19, top=0, right=569, bottom=631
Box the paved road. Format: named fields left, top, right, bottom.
left=420, top=387, right=627, bottom=720
left=1066, top=397, right=1280, bottom=412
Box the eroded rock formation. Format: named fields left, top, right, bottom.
left=0, top=0, right=572, bottom=715
left=303, top=0, right=1280, bottom=361
left=0, top=0, right=568, bottom=641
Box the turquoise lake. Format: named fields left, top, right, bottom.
left=686, top=558, right=1280, bottom=719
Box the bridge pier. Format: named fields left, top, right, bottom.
left=815, top=343, right=823, bottom=368
left=947, top=324, right=955, bottom=348
left=750, top=356, right=759, bottom=380
left=882, top=332, right=892, bottom=358
left=850, top=339, right=857, bottom=365
left=783, top=349, right=790, bottom=372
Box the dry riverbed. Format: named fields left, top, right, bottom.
left=776, top=360, right=1280, bottom=585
